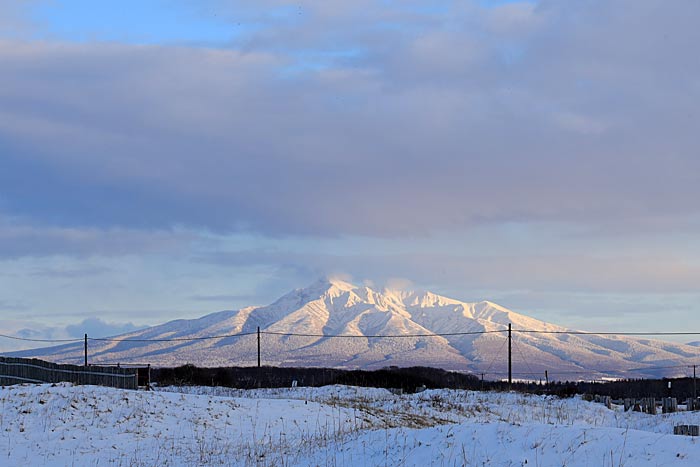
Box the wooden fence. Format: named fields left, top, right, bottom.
left=0, top=356, right=138, bottom=390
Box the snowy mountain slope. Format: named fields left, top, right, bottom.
left=3, top=383, right=700, bottom=467
left=10, top=278, right=700, bottom=378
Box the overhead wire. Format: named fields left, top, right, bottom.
left=477, top=334, right=509, bottom=377
left=0, top=333, right=83, bottom=343
left=5, top=327, right=700, bottom=344
left=514, top=330, right=700, bottom=336
left=2, top=327, right=700, bottom=380
left=261, top=329, right=506, bottom=339
left=511, top=336, right=538, bottom=380
left=89, top=331, right=258, bottom=343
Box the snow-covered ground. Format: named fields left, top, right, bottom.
left=1, top=383, right=699, bottom=466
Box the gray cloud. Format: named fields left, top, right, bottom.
left=29, top=266, right=112, bottom=278
left=0, top=0, right=698, bottom=241
left=0, top=299, right=28, bottom=311
left=0, top=221, right=193, bottom=258
left=65, top=317, right=143, bottom=338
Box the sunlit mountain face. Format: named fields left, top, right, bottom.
left=12, top=279, right=700, bottom=380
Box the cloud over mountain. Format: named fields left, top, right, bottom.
left=1, top=1, right=699, bottom=238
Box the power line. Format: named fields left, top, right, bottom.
left=85, top=329, right=507, bottom=343
left=5, top=327, right=700, bottom=345
left=88, top=329, right=700, bottom=343
left=89, top=331, right=258, bottom=343
left=0, top=333, right=83, bottom=343
left=478, top=334, right=509, bottom=377
left=515, top=330, right=700, bottom=336
left=262, top=330, right=506, bottom=338
left=5, top=326, right=698, bottom=380
left=512, top=337, right=538, bottom=379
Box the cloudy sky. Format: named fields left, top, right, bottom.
left=1, top=0, right=699, bottom=349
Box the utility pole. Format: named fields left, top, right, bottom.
left=508, top=323, right=512, bottom=389
left=257, top=326, right=261, bottom=368
left=694, top=364, right=697, bottom=404
left=84, top=334, right=88, bottom=367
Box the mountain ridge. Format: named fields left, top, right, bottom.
left=10, top=278, right=700, bottom=379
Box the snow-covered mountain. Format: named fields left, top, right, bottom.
left=12, top=279, right=700, bottom=379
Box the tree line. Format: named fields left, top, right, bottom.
left=151, top=364, right=699, bottom=399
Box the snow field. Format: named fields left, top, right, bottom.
left=1, top=383, right=699, bottom=466
left=0, top=383, right=368, bottom=466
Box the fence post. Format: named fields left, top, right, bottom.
left=694, top=364, right=697, bottom=405
left=257, top=326, right=261, bottom=368
left=84, top=334, right=88, bottom=367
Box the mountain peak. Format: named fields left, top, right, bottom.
left=325, top=277, right=357, bottom=291
left=278, top=278, right=358, bottom=305
left=303, top=277, right=357, bottom=295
